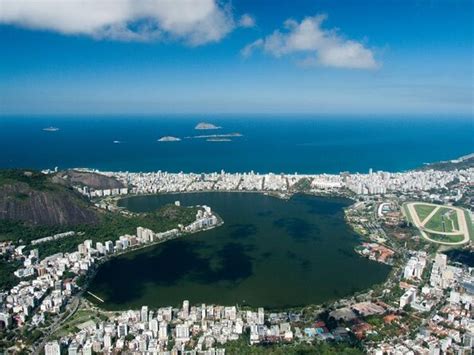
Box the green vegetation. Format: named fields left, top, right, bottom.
left=464, top=210, right=474, bottom=241
left=34, top=204, right=198, bottom=257
left=225, top=336, right=364, bottom=355
left=426, top=232, right=464, bottom=244
left=0, top=169, right=57, bottom=191
left=0, top=219, right=66, bottom=242
left=424, top=207, right=458, bottom=233
left=52, top=308, right=107, bottom=338
left=419, top=156, right=474, bottom=172
left=0, top=258, right=21, bottom=290
left=21, top=328, right=44, bottom=345
left=0, top=204, right=198, bottom=291
left=293, top=178, right=312, bottom=192
left=364, top=315, right=401, bottom=341
left=402, top=204, right=414, bottom=225
left=413, top=204, right=436, bottom=222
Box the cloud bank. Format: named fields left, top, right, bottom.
left=0, top=0, right=252, bottom=45
left=242, top=14, right=379, bottom=69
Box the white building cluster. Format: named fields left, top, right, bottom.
left=31, top=231, right=76, bottom=246
left=0, top=206, right=220, bottom=332
left=55, top=301, right=315, bottom=354
left=345, top=168, right=473, bottom=196
left=73, top=167, right=473, bottom=199
left=375, top=252, right=474, bottom=354
left=185, top=206, right=218, bottom=232
left=403, top=251, right=427, bottom=280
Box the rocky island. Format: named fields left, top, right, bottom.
left=194, top=122, right=221, bottom=130
left=157, top=136, right=181, bottom=142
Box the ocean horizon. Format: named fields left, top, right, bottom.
left=1, top=115, right=472, bottom=174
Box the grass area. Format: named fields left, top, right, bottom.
left=413, top=204, right=436, bottom=222
left=402, top=204, right=414, bottom=225
left=426, top=233, right=464, bottom=244
left=52, top=308, right=108, bottom=338
left=424, top=207, right=459, bottom=233
left=464, top=210, right=474, bottom=242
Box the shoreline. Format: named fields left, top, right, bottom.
left=88, top=192, right=387, bottom=313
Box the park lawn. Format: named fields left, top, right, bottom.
left=425, top=207, right=457, bottom=233
left=52, top=308, right=107, bottom=338
left=450, top=212, right=460, bottom=232
left=464, top=210, right=474, bottom=242
left=413, top=204, right=437, bottom=222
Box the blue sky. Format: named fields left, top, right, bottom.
left=0, top=0, right=472, bottom=115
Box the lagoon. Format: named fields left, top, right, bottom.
left=87, top=193, right=390, bottom=310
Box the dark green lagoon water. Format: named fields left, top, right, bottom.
left=88, top=193, right=390, bottom=310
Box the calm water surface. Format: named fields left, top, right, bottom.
left=88, top=193, right=390, bottom=310
left=1, top=116, right=472, bottom=173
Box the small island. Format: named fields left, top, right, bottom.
left=207, top=138, right=232, bottom=142
left=188, top=132, right=243, bottom=139
left=42, top=126, right=59, bottom=132
left=195, top=122, right=221, bottom=130
left=158, top=136, right=181, bottom=142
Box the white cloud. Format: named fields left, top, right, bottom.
left=242, top=14, right=379, bottom=69
left=238, top=14, right=256, bottom=28
left=241, top=39, right=263, bottom=58
left=0, top=0, right=238, bottom=45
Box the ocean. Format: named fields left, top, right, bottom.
left=0, top=115, right=472, bottom=173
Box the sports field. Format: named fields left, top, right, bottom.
left=404, top=202, right=471, bottom=245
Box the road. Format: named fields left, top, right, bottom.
left=33, top=294, right=81, bottom=355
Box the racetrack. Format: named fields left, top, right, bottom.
left=405, top=202, right=470, bottom=245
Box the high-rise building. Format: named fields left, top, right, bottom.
left=182, top=300, right=189, bottom=319
left=137, top=227, right=144, bottom=240
left=84, top=239, right=93, bottom=251
left=141, top=306, right=149, bottom=323
left=82, top=341, right=92, bottom=355
left=175, top=324, right=189, bottom=341
left=45, top=341, right=61, bottom=355
left=257, top=307, right=265, bottom=325
left=201, top=303, right=206, bottom=320
left=148, top=318, right=158, bottom=338
left=68, top=341, right=78, bottom=355
left=105, top=241, right=114, bottom=253
left=117, top=323, right=128, bottom=338
left=104, top=334, right=112, bottom=349
left=159, top=322, right=168, bottom=341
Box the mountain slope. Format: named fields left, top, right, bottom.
left=0, top=170, right=99, bottom=226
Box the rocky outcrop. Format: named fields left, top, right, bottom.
left=0, top=171, right=99, bottom=226
left=53, top=170, right=125, bottom=190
